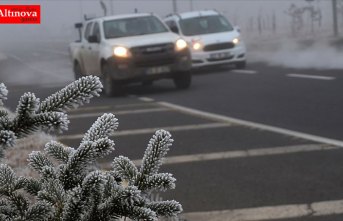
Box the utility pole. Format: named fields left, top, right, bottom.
left=190, top=0, right=194, bottom=11
left=100, top=0, right=107, bottom=16
left=332, top=0, right=339, bottom=36
left=172, top=0, right=177, bottom=13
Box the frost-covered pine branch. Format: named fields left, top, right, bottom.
left=0, top=78, right=182, bottom=220
left=0, top=76, right=102, bottom=155
left=0, top=113, right=182, bottom=220
left=39, top=75, right=102, bottom=113
left=0, top=83, right=8, bottom=106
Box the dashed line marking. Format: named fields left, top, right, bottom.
left=7, top=54, right=73, bottom=81
left=8, top=54, right=57, bottom=77
left=99, top=144, right=336, bottom=168
left=68, top=107, right=170, bottom=119
left=38, top=49, right=69, bottom=56
left=67, top=103, right=159, bottom=113
left=287, top=73, right=335, bottom=81
left=232, top=69, right=258, bottom=74
left=181, top=199, right=343, bottom=221
left=58, top=123, right=231, bottom=141
left=138, top=97, right=155, bottom=102
left=0, top=52, right=7, bottom=61
left=159, top=101, right=343, bottom=147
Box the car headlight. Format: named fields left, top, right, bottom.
left=175, top=39, right=188, bottom=51
left=232, top=37, right=240, bottom=45
left=113, top=46, right=131, bottom=58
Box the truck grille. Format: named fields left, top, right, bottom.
left=131, top=43, right=176, bottom=68
left=131, top=43, right=174, bottom=55
left=203, top=42, right=235, bottom=51
left=134, top=57, right=175, bottom=68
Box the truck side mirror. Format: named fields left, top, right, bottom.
left=88, top=35, right=99, bottom=43
left=234, top=25, right=241, bottom=33
left=75, top=23, right=83, bottom=29
left=170, top=26, right=179, bottom=34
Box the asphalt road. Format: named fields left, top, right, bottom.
left=1, top=42, right=343, bottom=221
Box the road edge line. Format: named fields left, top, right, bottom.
left=159, top=101, right=343, bottom=147
left=181, top=199, right=343, bottom=221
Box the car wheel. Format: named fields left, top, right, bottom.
left=102, top=63, right=123, bottom=96
left=73, top=62, right=82, bottom=80
left=174, top=71, right=192, bottom=89
left=235, top=61, right=246, bottom=69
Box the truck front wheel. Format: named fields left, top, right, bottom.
left=102, top=63, right=123, bottom=96
left=173, top=71, right=192, bottom=89
left=73, top=62, right=82, bottom=80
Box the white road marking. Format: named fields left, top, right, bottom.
left=68, top=107, right=169, bottom=119
left=138, top=97, right=155, bottom=102
left=38, top=49, right=69, bottom=56
left=67, top=103, right=159, bottom=113
left=287, top=73, right=335, bottom=81
left=9, top=54, right=52, bottom=75
left=99, top=144, right=335, bottom=168
left=0, top=52, right=7, bottom=61
left=159, top=101, right=343, bottom=147
left=232, top=69, right=257, bottom=74
left=58, top=123, right=231, bottom=141
left=8, top=54, right=71, bottom=80
left=8, top=54, right=24, bottom=62
left=181, top=199, right=343, bottom=221
left=155, top=144, right=336, bottom=165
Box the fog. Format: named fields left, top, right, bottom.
left=247, top=37, right=343, bottom=69
left=0, top=0, right=342, bottom=70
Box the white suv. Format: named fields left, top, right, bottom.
left=164, top=10, right=246, bottom=69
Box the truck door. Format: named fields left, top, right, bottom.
left=81, top=22, right=94, bottom=74
left=88, top=22, right=101, bottom=75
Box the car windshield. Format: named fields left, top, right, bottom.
left=103, top=16, right=169, bottom=39
left=179, top=15, right=234, bottom=36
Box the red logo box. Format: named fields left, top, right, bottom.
left=0, top=5, right=40, bottom=24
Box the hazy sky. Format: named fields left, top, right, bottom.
left=0, top=0, right=339, bottom=43
left=0, top=0, right=341, bottom=71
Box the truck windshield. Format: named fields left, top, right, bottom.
left=104, top=16, right=169, bottom=39
left=179, top=15, right=234, bottom=36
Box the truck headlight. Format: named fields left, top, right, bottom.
left=113, top=46, right=131, bottom=58
left=232, top=37, right=240, bottom=45
left=192, top=41, right=203, bottom=50
left=175, top=39, right=188, bottom=51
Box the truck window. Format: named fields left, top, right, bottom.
left=92, top=22, right=101, bottom=42
left=84, top=22, right=93, bottom=41
left=103, top=16, right=168, bottom=39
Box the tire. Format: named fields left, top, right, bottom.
left=73, top=62, right=82, bottom=80
left=173, top=71, right=192, bottom=89
left=102, top=63, right=124, bottom=96
left=235, top=61, right=246, bottom=69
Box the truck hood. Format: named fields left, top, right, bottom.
left=106, top=32, right=180, bottom=48
left=184, top=30, right=240, bottom=45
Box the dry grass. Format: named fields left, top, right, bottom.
left=3, top=132, right=53, bottom=177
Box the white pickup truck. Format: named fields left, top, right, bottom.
left=69, top=13, right=192, bottom=96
